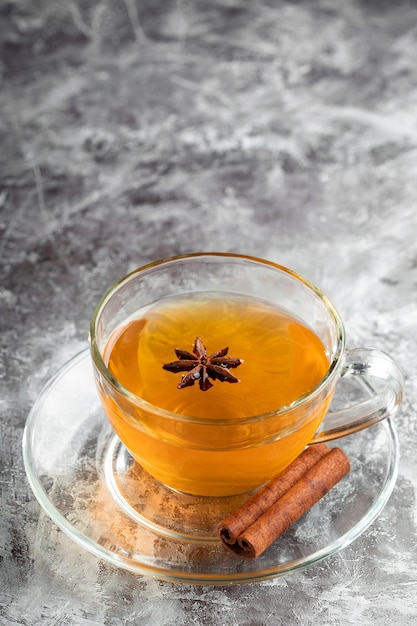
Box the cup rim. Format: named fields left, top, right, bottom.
left=89, top=252, right=346, bottom=425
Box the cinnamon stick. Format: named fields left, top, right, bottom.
left=218, top=443, right=331, bottom=545
left=218, top=447, right=350, bottom=560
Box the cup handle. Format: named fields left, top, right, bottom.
left=312, top=348, right=405, bottom=443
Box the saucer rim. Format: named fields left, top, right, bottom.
left=22, top=348, right=400, bottom=585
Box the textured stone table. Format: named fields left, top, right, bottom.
left=1, top=1, right=417, bottom=624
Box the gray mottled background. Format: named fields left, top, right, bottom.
left=1, top=0, right=417, bottom=624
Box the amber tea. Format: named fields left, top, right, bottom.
left=102, top=293, right=331, bottom=496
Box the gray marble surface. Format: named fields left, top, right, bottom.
left=1, top=0, right=417, bottom=623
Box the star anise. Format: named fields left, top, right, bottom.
left=162, top=337, right=243, bottom=391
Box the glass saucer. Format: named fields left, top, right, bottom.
left=22, top=349, right=399, bottom=585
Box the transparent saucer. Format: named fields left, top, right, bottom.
left=22, top=349, right=399, bottom=585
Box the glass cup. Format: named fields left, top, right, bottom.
left=89, top=253, right=404, bottom=497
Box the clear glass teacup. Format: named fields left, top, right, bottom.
left=89, top=253, right=404, bottom=497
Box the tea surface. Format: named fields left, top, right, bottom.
left=106, top=293, right=329, bottom=418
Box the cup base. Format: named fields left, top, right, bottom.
left=103, top=435, right=250, bottom=543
